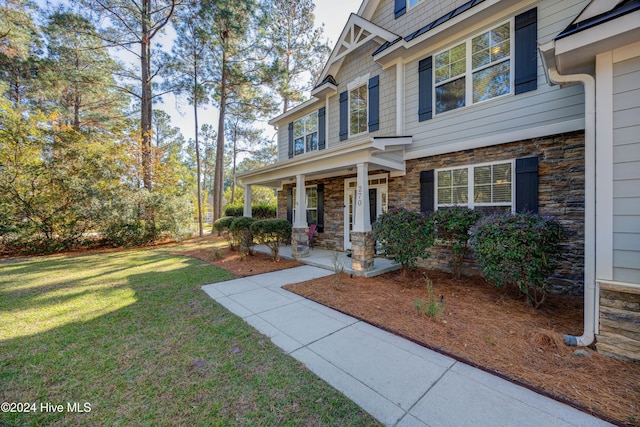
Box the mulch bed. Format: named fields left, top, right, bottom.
left=283, top=269, right=640, bottom=427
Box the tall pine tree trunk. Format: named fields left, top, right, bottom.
left=194, top=77, right=203, bottom=237
left=213, top=49, right=227, bottom=222
left=140, top=0, right=153, bottom=191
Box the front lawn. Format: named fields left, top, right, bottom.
left=0, top=249, right=379, bottom=426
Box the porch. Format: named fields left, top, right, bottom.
left=253, top=244, right=400, bottom=278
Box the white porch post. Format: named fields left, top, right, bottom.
left=243, top=184, right=252, bottom=217
left=353, top=163, right=371, bottom=232
left=293, top=174, right=308, bottom=228
left=351, top=162, right=374, bottom=272
left=292, top=174, right=309, bottom=258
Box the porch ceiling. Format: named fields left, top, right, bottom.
left=236, top=137, right=409, bottom=188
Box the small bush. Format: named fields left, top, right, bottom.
left=223, top=204, right=276, bottom=219
left=229, top=216, right=257, bottom=257
left=470, top=212, right=566, bottom=308
left=372, top=208, right=434, bottom=275
left=213, top=216, right=235, bottom=235
left=428, top=207, right=482, bottom=280
left=250, top=219, right=291, bottom=261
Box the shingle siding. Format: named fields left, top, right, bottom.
left=612, top=55, right=640, bottom=283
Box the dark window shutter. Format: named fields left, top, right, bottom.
left=316, top=184, right=324, bottom=232
left=286, top=188, right=293, bottom=223
left=318, top=107, right=326, bottom=150
left=418, top=57, right=433, bottom=121
left=288, top=122, right=294, bottom=158
left=369, top=188, right=377, bottom=225
left=339, top=90, right=348, bottom=141
left=515, top=156, right=538, bottom=213
left=420, top=170, right=434, bottom=213
left=394, top=0, right=406, bottom=18
left=514, top=8, right=538, bottom=95
left=368, top=75, right=379, bottom=132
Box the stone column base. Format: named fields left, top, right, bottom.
left=292, top=227, right=310, bottom=258
left=351, top=231, right=375, bottom=272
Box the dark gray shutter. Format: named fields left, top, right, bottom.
left=316, top=184, right=324, bottom=232
left=288, top=122, right=294, bottom=158
left=339, top=90, right=348, bottom=141
left=418, top=57, right=433, bottom=121
left=369, top=188, right=377, bottom=225
left=394, top=0, right=406, bottom=18
left=368, top=75, right=379, bottom=132
left=514, top=8, right=538, bottom=95
left=286, top=188, right=293, bottom=223
left=318, top=107, right=326, bottom=150
left=515, top=156, right=538, bottom=213
left=420, top=170, right=434, bottom=213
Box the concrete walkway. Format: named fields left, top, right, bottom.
left=202, top=266, right=613, bottom=427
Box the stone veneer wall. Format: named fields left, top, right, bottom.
left=597, top=283, right=640, bottom=362
left=276, top=131, right=585, bottom=294
left=388, top=131, right=586, bottom=295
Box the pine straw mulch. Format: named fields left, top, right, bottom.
left=283, top=269, right=640, bottom=427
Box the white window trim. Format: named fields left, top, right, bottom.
left=348, top=84, right=368, bottom=138
left=293, top=185, right=318, bottom=224
left=293, top=111, right=318, bottom=156
left=433, top=19, right=514, bottom=116
left=435, top=159, right=515, bottom=211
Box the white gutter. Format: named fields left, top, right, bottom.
left=547, top=68, right=596, bottom=347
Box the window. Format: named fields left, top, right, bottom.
left=293, top=186, right=317, bottom=224
left=434, top=21, right=511, bottom=114
left=293, top=112, right=318, bottom=155
left=349, top=85, right=367, bottom=136
left=409, top=0, right=423, bottom=7
left=436, top=161, right=513, bottom=212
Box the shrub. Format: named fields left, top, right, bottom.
left=372, top=208, right=434, bottom=275
left=213, top=216, right=235, bottom=236
left=223, top=204, right=276, bottom=219
left=428, top=207, right=482, bottom=280
left=229, top=216, right=257, bottom=257
left=250, top=219, right=291, bottom=261
left=470, top=212, right=566, bottom=309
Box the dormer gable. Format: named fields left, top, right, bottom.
left=316, top=13, right=399, bottom=86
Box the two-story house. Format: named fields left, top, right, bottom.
left=237, top=0, right=640, bottom=361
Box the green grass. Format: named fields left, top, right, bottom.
left=0, top=249, right=380, bottom=426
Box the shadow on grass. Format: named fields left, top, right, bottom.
left=0, top=249, right=380, bottom=427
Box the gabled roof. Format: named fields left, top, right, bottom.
left=556, top=0, right=640, bottom=39
left=316, top=13, right=399, bottom=85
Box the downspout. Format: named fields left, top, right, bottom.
left=546, top=68, right=596, bottom=347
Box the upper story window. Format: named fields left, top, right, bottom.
left=408, top=0, right=423, bottom=8
left=434, top=21, right=511, bottom=115
left=349, top=85, right=367, bottom=136
left=436, top=160, right=513, bottom=213
left=293, top=112, right=318, bottom=155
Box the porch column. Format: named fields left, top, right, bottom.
left=351, top=162, right=374, bottom=272
left=292, top=174, right=309, bottom=258
left=243, top=185, right=252, bottom=217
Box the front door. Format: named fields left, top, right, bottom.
left=344, top=174, right=388, bottom=250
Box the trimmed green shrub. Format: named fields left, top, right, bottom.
left=229, top=216, right=257, bottom=257
left=250, top=219, right=292, bottom=261
left=213, top=216, right=235, bottom=235
left=372, top=208, right=434, bottom=275
left=428, top=207, right=482, bottom=280
left=470, top=212, right=566, bottom=309
left=224, top=204, right=244, bottom=217
left=223, top=204, right=276, bottom=219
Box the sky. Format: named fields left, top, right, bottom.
left=164, top=0, right=364, bottom=143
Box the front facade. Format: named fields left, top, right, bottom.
left=239, top=0, right=640, bottom=360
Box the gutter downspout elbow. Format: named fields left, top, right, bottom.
left=547, top=68, right=596, bottom=348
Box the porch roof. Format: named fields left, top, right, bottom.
left=236, top=136, right=411, bottom=188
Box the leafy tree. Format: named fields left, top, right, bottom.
left=262, top=0, right=330, bottom=113
left=83, top=0, right=184, bottom=191
left=40, top=10, right=126, bottom=131
left=167, top=1, right=214, bottom=236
